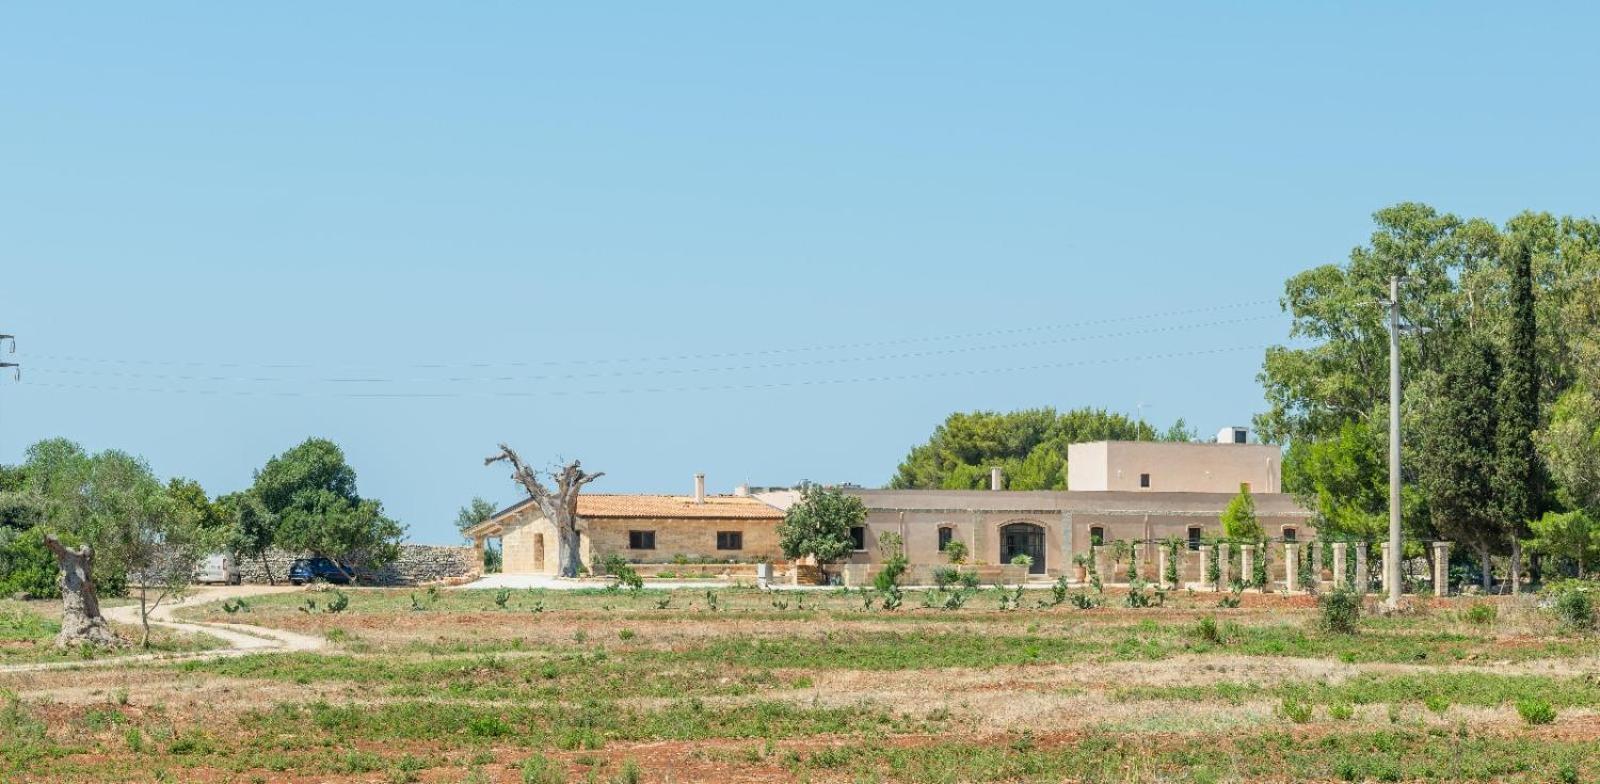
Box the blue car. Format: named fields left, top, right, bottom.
left=288, top=556, right=353, bottom=585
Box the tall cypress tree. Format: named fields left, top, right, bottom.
left=1416, top=335, right=1501, bottom=589
left=1493, top=235, right=1541, bottom=593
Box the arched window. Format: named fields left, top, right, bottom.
left=1089, top=526, right=1105, bottom=547
left=937, top=526, right=954, bottom=551
left=1187, top=526, right=1203, bottom=551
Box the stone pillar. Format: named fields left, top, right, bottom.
left=1355, top=544, right=1369, bottom=594
left=1216, top=542, right=1230, bottom=590
left=1198, top=545, right=1212, bottom=590
left=1157, top=546, right=1171, bottom=589
left=1240, top=544, right=1255, bottom=590
left=470, top=535, right=487, bottom=578
left=1284, top=543, right=1299, bottom=592
left=1090, top=545, right=1102, bottom=582
left=1380, top=542, right=1392, bottom=593
left=1432, top=541, right=1452, bottom=597
left=1332, top=542, right=1347, bottom=588
left=1311, top=543, right=1324, bottom=587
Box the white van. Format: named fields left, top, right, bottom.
left=195, top=553, right=240, bottom=585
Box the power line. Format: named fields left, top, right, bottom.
left=26, top=313, right=1284, bottom=385
left=26, top=298, right=1281, bottom=371
left=22, top=344, right=1270, bottom=399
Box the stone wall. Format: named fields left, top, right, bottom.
left=236, top=545, right=477, bottom=586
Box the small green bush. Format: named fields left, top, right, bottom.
left=521, top=753, right=566, bottom=784
left=1516, top=697, right=1556, bottom=725
left=1328, top=702, right=1353, bottom=721
left=1553, top=589, right=1595, bottom=632
left=1464, top=602, right=1497, bottom=626
left=1279, top=697, right=1313, bottom=723
left=1318, top=588, right=1362, bottom=634
left=1193, top=616, right=1223, bottom=645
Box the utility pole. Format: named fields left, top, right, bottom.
left=0, top=333, right=17, bottom=458
left=1385, top=277, right=1403, bottom=608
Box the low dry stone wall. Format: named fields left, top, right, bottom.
left=236, top=545, right=477, bottom=586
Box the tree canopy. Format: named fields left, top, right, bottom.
left=778, top=485, right=866, bottom=564
left=890, top=407, right=1192, bottom=490
left=252, top=438, right=405, bottom=580
left=1260, top=204, right=1600, bottom=567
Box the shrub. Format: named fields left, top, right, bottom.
left=1552, top=587, right=1595, bottom=632
left=1328, top=702, right=1353, bottom=721
left=1279, top=697, right=1313, bottom=723
left=1009, top=553, right=1033, bottom=568
left=0, top=528, right=60, bottom=600
left=521, top=753, right=566, bottom=784
left=1464, top=602, right=1497, bottom=626
left=1318, top=588, right=1362, bottom=634
left=494, top=588, right=511, bottom=609
left=601, top=554, right=643, bottom=591
left=943, top=540, right=968, bottom=565
left=1193, top=616, right=1223, bottom=645
left=324, top=590, right=349, bottom=614
left=931, top=567, right=958, bottom=591
left=1516, top=697, right=1556, bottom=725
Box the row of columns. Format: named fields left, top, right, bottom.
left=1133, top=540, right=1455, bottom=596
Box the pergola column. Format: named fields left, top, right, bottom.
left=1216, top=542, right=1230, bottom=590
left=1354, top=544, right=1369, bottom=594
left=1332, top=542, right=1348, bottom=588
left=1157, top=546, right=1170, bottom=589
left=1432, top=541, right=1453, bottom=597
left=1240, top=544, right=1255, bottom=590
left=1311, top=543, right=1323, bottom=587
left=1198, top=544, right=1212, bottom=590
left=1380, top=542, right=1393, bottom=593
left=1284, top=543, right=1299, bottom=592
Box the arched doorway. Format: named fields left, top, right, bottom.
left=1000, top=522, right=1046, bottom=575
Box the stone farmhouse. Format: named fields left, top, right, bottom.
left=467, top=427, right=1312, bottom=582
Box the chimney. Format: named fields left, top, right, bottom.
left=694, top=473, right=706, bottom=503
left=734, top=483, right=751, bottom=497
left=990, top=466, right=1004, bottom=491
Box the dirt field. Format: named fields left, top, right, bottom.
left=3, top=584, right=1599, bottom=783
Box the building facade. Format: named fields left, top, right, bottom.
left=467, top=432, right=1311, bottom=581
left=468, top=490, right=785, bottom=575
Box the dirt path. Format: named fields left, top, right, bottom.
left=0, top=585, right=325, bottom=674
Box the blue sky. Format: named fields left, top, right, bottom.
left=2, top=3, right=1596, bottom=542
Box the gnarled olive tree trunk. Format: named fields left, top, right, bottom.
left=485, top=444, right=603, bottom=578
left=44, top=534, right=125, bottom=649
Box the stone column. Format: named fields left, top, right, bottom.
left=1311, top=543, right=1324, bottom=588
left=1090, top=545, right=1102, bottom=583
left=1432, top=541, right=1452, bottom=597
left=1216, top=542, right=1230, bottom=590
left=1332, top=542, right=1347, bottom=588
left=1198, top=545, right=1212, bottom=590
left=1355, top=544, right=1369, bottom=594
left=1157, top=546, right=1170, bottom=589
left=1240, top=544, right=1255, bottom=590
left=1284, top=543, right=1299, bottom=592
left=1380, top=542, right=1392, bottom=593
